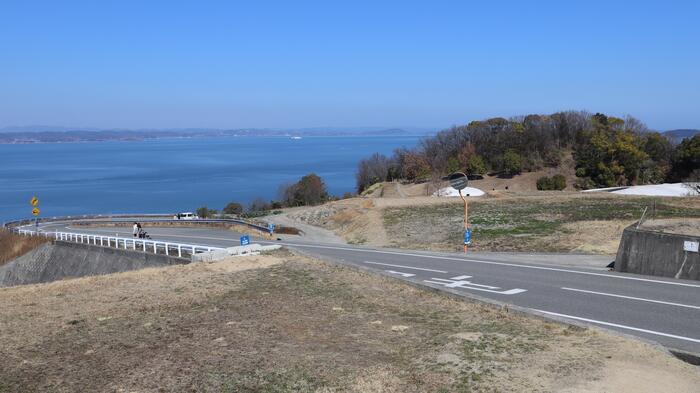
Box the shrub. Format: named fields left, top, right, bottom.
left=536, top=177, right=553, bottom=191
left=551, top=174, right=567, bottom=190
left=537, top=175, right=567, bottom=191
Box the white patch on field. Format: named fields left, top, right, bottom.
left=583, top=183, right=699, bottom=197
left=433, top=186, right=485, bottom=197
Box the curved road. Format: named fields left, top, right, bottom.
left=36, top=219, right=700, bottom=358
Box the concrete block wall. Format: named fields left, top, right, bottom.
left=615, top=224, right=700, bottom=280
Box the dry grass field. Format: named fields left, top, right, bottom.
left=0, top=230, right=48, bottom=266
left=281, top=192, right=700, bottom=254
left=1, top=250, right=698, bottom=392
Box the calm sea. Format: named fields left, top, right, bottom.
left=0, top=136, right=420, bottom=222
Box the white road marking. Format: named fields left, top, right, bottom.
left=363, top=261, right=447, bottom=273
left=562, top=287, right=700, bottom=310
left=386, top=270, right=416, bottom=278
left=428, top=277, right=499, bottom=289
left=42, top=224, right=700, bottom=288
left=267, top=242, right=700, bottom=288
left=424, top=280, right=527, bottom=295
left=425, top=275, right=527, bottom=295
left=533, top=309, right=700, bottom=344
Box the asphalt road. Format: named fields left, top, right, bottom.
left=37, top=220, right=700, bottom=356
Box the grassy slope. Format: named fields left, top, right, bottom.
left=0, top=230, right=49, bottom=266
left=383, top=194, right=700, bottom=253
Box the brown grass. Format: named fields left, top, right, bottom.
left=0, top=251, right=697, bottom=392
left=0, top=230, right=48, bottom=266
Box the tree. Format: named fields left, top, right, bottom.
left=573, top=113, right=648, bottom=187
left=248, top=197, right=270, bottom=212
left=280, top=173, right=329, bottom=206
left=196, top=206, right=209, bottom=218
left=297, top=173, right=329, bottom=206
left=356, top=153, right=392, bottom=193
left=466, top=155, right=487, bottom=176
left=196, top=206, right=217, bottom=218
left=668, top=135, right=700, bottom=182
left=502, top=150, right=522, bottom=176
left=223, top=202, right=243, bottom=215
left=401, top=151, right=431, bottom=181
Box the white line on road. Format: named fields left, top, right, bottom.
left=561, top=287, right=700, bottom=310
left=363, top=261, right=447, bottom=273
left=533, top=309, right=700, bottom=344
left=44, top=224, right=700, bottom=289
left=271, top=243, right=700, bottom=288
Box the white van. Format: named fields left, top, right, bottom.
left=174, top=212, right=199, bottom=220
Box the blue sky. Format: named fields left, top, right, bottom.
left=1, top=1, right=698, bottom=130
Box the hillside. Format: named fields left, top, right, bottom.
left=355, top=111, right=699, bottom=193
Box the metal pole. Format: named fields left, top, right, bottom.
left=459, top=189, right=468, bottom=253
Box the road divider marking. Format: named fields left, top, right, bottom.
left=561, top=287, right=700, bottom=310
left=45, top=223, right=700, bottom=289
left=533, top=309, right=700, bottom=344
left=363, top=261, right=447, bottom=273
left=386, top=270, right=416, bottom=278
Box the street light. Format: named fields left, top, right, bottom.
left=443, top=172, right=471, bottom=252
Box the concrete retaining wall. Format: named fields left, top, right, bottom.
left=615, top=224, right=700, bottom=280
left=0, top=241, right=188, bottom=287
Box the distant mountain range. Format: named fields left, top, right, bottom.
left=663, top=129, right=699, bottom=144
left=0, top=126, right=436, bottom=144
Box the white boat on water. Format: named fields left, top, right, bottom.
left=290, top=136, right=302, bottom=140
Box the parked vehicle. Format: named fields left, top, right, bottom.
left=173, top=212, right=199, bottom=220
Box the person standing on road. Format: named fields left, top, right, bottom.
left=133, top=222, right=139, bottom=238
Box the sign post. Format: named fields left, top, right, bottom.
left=30, top=196, right=40, bottom=233
left=444, top=173, right=471, bottom=253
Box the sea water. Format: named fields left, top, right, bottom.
left=0, top=136, right=420, bottom=222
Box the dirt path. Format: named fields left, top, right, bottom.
left=267, top=214, right=346, bottom=244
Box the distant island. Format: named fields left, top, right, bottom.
left=0, top=126, right=435, bottom=144
left=664, top=129, right=700, bottom=144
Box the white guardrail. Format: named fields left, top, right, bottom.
left=14, top=229, right=223, bottom=258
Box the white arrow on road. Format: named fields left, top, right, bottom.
left=425, top=276, right=527, bottom=295
left=386, top=270, right=416, bottom=278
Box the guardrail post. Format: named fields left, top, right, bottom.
left=143, top=242, right=146, bottom=252
left=133, top=241, right=136, bottom=250
left=165, top=243, right=169, bottom=256
left=153, top=243, right=157, bottom=253
left=178, top=245, right=182, bottom=257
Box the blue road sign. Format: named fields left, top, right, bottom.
left=240, top=235, right=250, bottom=246
left=464, top=229, right=472, bottom=245
left=268, top=223, right=275, bottom=234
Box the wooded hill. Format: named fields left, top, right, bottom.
left=356, top=111, right=700, bottom=192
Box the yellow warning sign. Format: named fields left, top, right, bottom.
left=32, top=207, right=40, bottom=216
left=30, top=196, right=39, bottom=206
